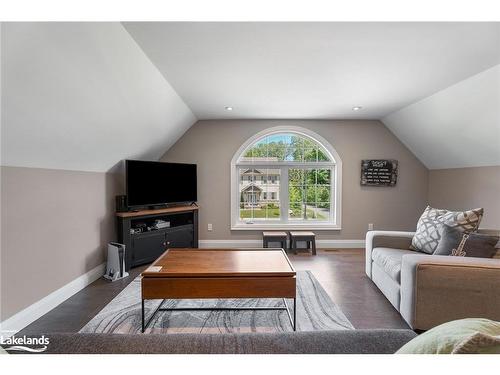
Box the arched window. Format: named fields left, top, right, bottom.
left=231, top=126, right=342, bottom=230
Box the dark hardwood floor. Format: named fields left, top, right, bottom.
left=18, top=248, right=408, bottom=336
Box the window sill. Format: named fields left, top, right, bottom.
left=231, top=223, right=342, bottom=231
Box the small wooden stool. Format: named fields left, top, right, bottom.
left=289, top=231, right=317, bottom=255
left=262, top=231, right=288, bottom=249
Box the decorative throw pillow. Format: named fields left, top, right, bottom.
left=434, top=224, right=499, bottom=258
left=396, top=318, right=500, bottom=354
left=410, top=206, right=483, bottom=254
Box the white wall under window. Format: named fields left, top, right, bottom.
left=231, top=126, right=342, bottom=230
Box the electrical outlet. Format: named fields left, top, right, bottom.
left=207, top=223, right=213, bottom=232
left=368, top=223, right=374, bottom=231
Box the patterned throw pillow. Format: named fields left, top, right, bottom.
left=410, top=206, right=484, bottom=254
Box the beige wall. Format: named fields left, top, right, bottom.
left=2, top=121, right=498, bottom=322
left=429, top=166, right=500, bottom=229
left=0, top=166, right=121, bottom=321
left=161, top=120, right=429, bottom=241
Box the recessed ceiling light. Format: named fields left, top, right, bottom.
left=352, top=106, right=362, bottom=111
left=225, top=106, right=233, bottom=111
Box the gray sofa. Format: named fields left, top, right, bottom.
left=30, top=330, right=417, bottom=354
left=366, top=230, right=500, bottom=331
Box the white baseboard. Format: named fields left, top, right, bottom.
left=316, top=239, right=366, bottom=248
left=0, top=262, right=106, bottom=337
left=199, top=239, right=365, bottom=249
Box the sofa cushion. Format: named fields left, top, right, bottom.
left=410, top=206, right=483, bottom=254
left=8, top=330, right=418, bottom=354
left=372, top=247, right=416, bottom=283
left=372, top=262, right=401, bottom=309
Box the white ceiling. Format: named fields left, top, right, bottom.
left=123, top=22, right=500, bottom=120
left=1, top=23, right=196, bottom=172
left=383, top=64, right=500, bottom=169
left=2, top=22, right=499, bottom=172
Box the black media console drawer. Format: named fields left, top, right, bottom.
left=165, top=225, right=194, bottom=248
left=131, top=231, right=166, bottom=265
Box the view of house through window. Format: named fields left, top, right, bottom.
left=234, top=131, right=338, bottom=227
left=239, top=168, right=281, bottom=220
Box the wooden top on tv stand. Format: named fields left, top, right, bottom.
left=116, top=204, right=198, bottom=218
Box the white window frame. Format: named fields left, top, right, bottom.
left=231, top=126, right=342, bottom=230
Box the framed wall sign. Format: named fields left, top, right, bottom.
left=361, top=159, right=398, bottom=186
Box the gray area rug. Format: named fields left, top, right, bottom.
left=80, top=271, right=353, bottom=334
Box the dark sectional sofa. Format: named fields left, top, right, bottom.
left=36, top=329, right=417, bottom=354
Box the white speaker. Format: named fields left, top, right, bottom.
left=104, top=242, right=129, bottom=282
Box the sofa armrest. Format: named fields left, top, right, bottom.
left=365, top=231, right=415, bottom=278
left=400, top=254, right=500, bottom=330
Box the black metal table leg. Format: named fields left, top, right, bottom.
left=283, top=297, right=297, bottom=331
left=141, top=299, right=145, bottom=333
left=293, top=297, right=297, bottom=331
left=142, top=298, right=167, bottom=333
left=141, top=298, right=297, bottom=332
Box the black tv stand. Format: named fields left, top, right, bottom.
left=116, top=205, right=199, bottom=270
left=146, top=205, right=167, bottom=210
left=137, top=202, right=197, bottom=211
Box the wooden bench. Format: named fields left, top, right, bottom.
left=262, top=231, right=288, bottom=249
left=289, top=231, right=316, bottom=255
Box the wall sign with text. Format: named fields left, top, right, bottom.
left=360, top=159, right=398, bottom=186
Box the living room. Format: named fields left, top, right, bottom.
left=1, top=0, right=500, bottom=372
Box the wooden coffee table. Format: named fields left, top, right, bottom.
left=141, top=248, right=297, bottom=332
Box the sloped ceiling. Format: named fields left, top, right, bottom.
left=382, top=65, right=500, bottom=169
left=123, top=22, right=500, bottom=120
left=1, top=22, right=197, bottom=173
left=2, top=22, right=499, bottom=172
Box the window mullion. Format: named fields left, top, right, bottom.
left=281, top=167, right=289, bottom=224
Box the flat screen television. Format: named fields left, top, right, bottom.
left=126, top=160, right=197, bottom=208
